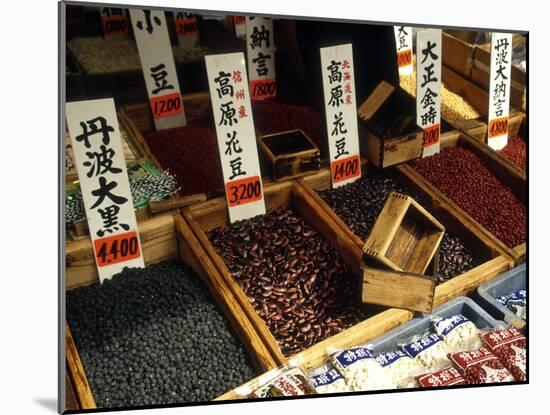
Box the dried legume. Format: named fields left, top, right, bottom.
left=499, top=135, right=526, bottom=171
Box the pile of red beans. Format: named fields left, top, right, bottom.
left=411, top=146, right=526, bottom=248
left=143, top=121, right=224, bottom=197
left=499, top=136, right=526, bottom=171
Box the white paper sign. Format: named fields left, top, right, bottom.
left=246, top=17, right=276, bottom=100
left=488, top=32, right=513, bottom=150
left=393, top=26, right=413, bottom=74
left=205, top=53, right=266, bottom=223
left=320, top=44, right=361, bottom=188
left=416, top=29, right=442, bottom=158
left=234, top=16, right=246, bottom=39
left=129, top=8, right=187, bottom=130
left=66, top=99, right=145, bottom=283
left=173, top=12, right=200, bottom=49
left=100, top=7, right=129, bottom=38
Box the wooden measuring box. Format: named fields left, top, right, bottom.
left=361, top=192, right=445, bottom=313
left=257, top=129, right=321, bottom=182
left=357, top=81, right=423, bottom=169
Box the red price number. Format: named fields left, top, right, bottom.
left=251, top=79, right=276, bottom=100
left=226, top=176, right=263, bottom=207
left=234, top=16, right=246, bottom=25
left=397, top=49, right=412, bottom=67
left=94, top=231, right=141, bottom=267
left=176, top=18, right=198, bottom=36
left=103, top=15, right=128, bottom=36
left=423, top=124, right=440, bottom=147
left=489, top=117, right=508, bottom=138
left=150, top=93, right=184, bottom=119
left=331, top=154, right=360, bottom=183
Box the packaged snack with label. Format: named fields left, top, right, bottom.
left=330, top=345, right=395, bottom=391
left=449, top=345, right=515, bottom=384
left=375, top=350, right=423, bottom=388
left=309, top=363, right=349, bottom=394
left=497, top=290, right=527, bottom=319
left=432, top=314, right=482, bottom=352
left=400, top=333, right=450, bottom=370
left=481, top=327, right=526, bottom=381
left=235, top=364, right=317, bottom=399
left=416, top=366, right=466, bottom=388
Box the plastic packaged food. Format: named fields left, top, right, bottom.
left=236, top=364, right=317, bottom=398
left=330, top=345, right=395, bottom=391
left=449, top=346, right=515, bottom=384
left=309, top=363, right=349, bottom=394
left=416, top=366, right=466, bottom=388
left=401, top=333, right=450, bottom=370
left=481, top=327, right=526, bottom=381
left=375, top=350, right=423, bottom=388
left=497, top=290, right=527, bottom=319
left=432, top=314, right=482, bottom=352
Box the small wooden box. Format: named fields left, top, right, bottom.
left=361, top=251, right=438, bottom=313
left=358, top=81, right=423, bottom=169
left=363, top=192, right=445, bottom=275
left=257, top=129, right=320, bottom=182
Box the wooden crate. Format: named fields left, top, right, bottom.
left=257, top=129, right=321, bottom=182
left=66, top=212, right=277, bottom=409
left=297, top=152, right=514, bottom=304
left=357, top=81, right=423, bottom=169
left=183, top=180, right=413, bottom=365
left=442, top=31, right=476, bottom=78
left=401, top=131, right=526, bottom=265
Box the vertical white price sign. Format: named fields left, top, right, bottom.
left=66, top=99, right=145, bottom=283
left=205, top=53, right=266, bottom=223
left=393, top=26, right=413, bottom=74
left=246, top=17, right=276, bottom=100
left=234, top=16, right=246, bottom=39
left=487, top=32, right=513, bottom=150
left=130, top=9, right=187, bottom=130
left=173, top=12, right=200, bottom=49
left=100, top=7, right=129, bottom=38
left=320, top=44, right=362, bottom=188
left=416, top=29, right=442, bottom=158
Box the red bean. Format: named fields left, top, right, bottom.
left=143, top=121, right=224, bottom=197
left=498, top=136, right=526, bottom=171
left=411, top=146, right=526, bottom=248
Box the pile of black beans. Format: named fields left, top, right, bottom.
left=208, top=207, right=374, bottom=356
left=317, top=173, right=479, bottom=283
left=66, top=261, right=257, bottom=408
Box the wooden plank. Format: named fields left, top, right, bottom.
left=174, top=214, right=278, bottom=373
left=66, top=212, right=178, bottom=289
left=442, top=32, right=475, bottom=78
left=442, top=65, right=489, bottom=117
left=65, top=372, right=79, bottom=411
left=66, top=322, right=96, bottom=409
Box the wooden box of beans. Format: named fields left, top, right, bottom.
left=296, top=153, right=514, bottom=307
left=182, top=180, right=414, bottom=363
left=66, top=213, right=278, bottom=409
left=405, top=131, right=526, bottom=264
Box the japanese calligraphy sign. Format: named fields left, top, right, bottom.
left=393, top=26, right=413, bottom=74
left=488, top=33, right=513, bottom=150
left=246, top=17, right=276, bottom=100
left=416, top=29, right=442, bottom=158
left=234, top=16, right=246, bottom=40
left=100, top=8, right=129, bottom=38
left=320, top=44, right=361, bottom=188
left=129, top=9, right=187, bottom=130
left=173, top=12, right=200, bottom=49
left=66, top=99, right=144, bottom=283
left=205, top=53, right=266, bottom=222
